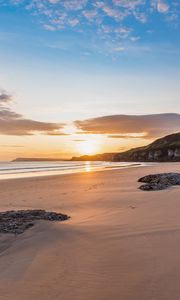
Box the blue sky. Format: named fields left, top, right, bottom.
left=0, top=0, right=179, bottom=159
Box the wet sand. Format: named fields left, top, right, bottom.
left=0, top=163, right=180, bottom=300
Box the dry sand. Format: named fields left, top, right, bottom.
left=0, top=163, right=180, bottom=300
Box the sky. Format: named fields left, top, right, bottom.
left=0, top=0, right=180, bottom=160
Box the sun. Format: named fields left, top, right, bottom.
left=78, top=140, right=98, bottom=155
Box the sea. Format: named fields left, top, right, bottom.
left=0, top=161, right=145, bottom=180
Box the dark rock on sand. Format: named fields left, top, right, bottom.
left=0, top=209, right=69, bottom=234
left=139, top=183, right=169, bottom=191
left=138, top=173, right=180, bottom=191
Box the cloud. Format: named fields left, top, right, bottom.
left=0, top=90, right=12, bottom=104
left=108, top=134, right=146, bottom=139
left=4, top=0, right=179, bottom=53
left=0, top=145, right=24, bottom=148
left=82, top=9, right=98, bottom=21
left=43, top=24, right=57, bottom=31
left=157, top=0, right=169, bottom=13
left=63, top=0, right=87, bottom=10
left=45, top=131, right=69, bottom=136
left=68, top=18, right=80, bottom=27
left=112, top=0, right=144, bottom=10
left=72, top=139, right=86, bottom=142
left=0, top=90, right=66, bottom=136
left=74, top=113, right=180, bottom=139
left=102, top=5, right=127, bottom=20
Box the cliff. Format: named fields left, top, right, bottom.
left=113, top=132, right=180, bottom=162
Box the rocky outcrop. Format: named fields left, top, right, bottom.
left=138, top=173, right=180, bottom=191
left=0, top=209, right=70, bottom=234
left=113, top=132, right=180, bottom=162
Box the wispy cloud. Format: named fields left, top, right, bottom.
left=0, top=145, right=24, bottom=148
left=72, top=139, right=86, bottom=142
left=0, top=89, right=66, bottom=136
left=75, top=114, right=180, bottom=139
left=0, top=90, right=12, bottom=104
left=63, top=0, right=87, bottom=11
left=3, top=0, right=179, bottom=54
left=156, top=0, right=169, bottom=13
left=108, top=134, right=146, bottom=139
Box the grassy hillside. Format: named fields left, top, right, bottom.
left=113, top=132, right=180, bottom=162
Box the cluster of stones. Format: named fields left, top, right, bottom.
left=0, top=209, right=69, bottom=234
left=138, top=173, right=180, bottom=191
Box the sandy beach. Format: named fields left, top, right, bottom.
left=0, top=163, right=180, bottom=300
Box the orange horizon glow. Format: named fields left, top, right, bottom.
left=77, top=140, right=100, bottom=155
left=0, top=133, right=155, bottom=161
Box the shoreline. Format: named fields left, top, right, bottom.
left=0, top=161, right=146, bottom=181
left=0, top=160, right=179, bottom=181
left=0, top=160, right=177, bottom=183
left=0, top=162, right=180, bottom=300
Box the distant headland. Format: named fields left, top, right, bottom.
left=12, top=158, right=68, bottom=162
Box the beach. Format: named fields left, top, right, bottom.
left=0, top=162, right=180, bottom=300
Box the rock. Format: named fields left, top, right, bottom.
left=0, top=209, right=70, bottom=234
left=138, top=173, right=180, bottom=191
left=139, top=183, right=169, bottom=191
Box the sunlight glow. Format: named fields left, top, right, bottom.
left=78, top=140, right=99, bottom=155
